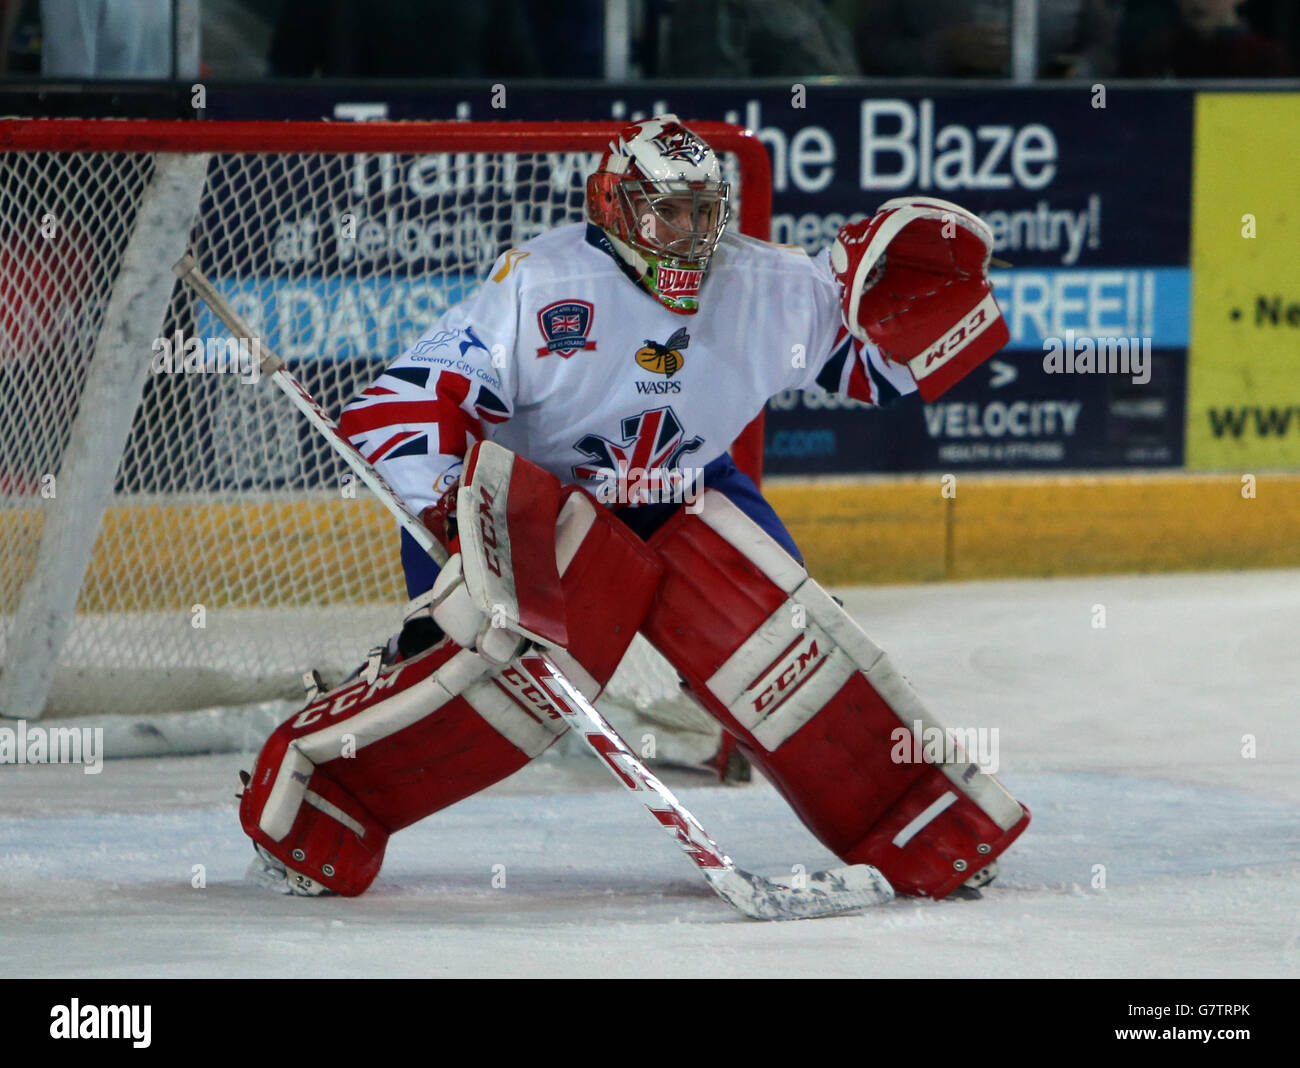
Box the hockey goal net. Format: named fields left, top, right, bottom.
left=0, top=119, right=770, bottom=758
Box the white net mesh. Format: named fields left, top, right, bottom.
left=0, top=125, right=746, bottom=745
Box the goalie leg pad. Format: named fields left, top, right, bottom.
left=549, top=484, right=663, bottom=691
left=240, top=638, right=558, bottom=895
left=445, top=440, right=663, bottom=698
left=242, top=476, right=663, bottom=896
left=240, top=728, right=390, bottom=897
left=642, top=490, right=1029, bottom=899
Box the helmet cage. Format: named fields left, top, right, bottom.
left=613, top=178, right=730, bottom=265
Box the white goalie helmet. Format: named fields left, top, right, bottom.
left=586, top=114, right=731, bottom=314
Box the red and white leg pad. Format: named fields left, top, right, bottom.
left=642, top=490, right=1029, bottom=899
left=239, top=639, right=566, bottom=895
left=240, top=455, right=662, bottom=896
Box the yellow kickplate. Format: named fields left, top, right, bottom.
left=767, top=473, right=1300, bottom=585
left=3, top=474, right=1296, bottom=613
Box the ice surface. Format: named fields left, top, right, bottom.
left=2, top=570, right=1296, bottom=978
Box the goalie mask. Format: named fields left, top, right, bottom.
left=586, top=115, right=730, bottom=314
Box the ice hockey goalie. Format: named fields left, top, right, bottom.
left=238, top=114, right=1028, bottom=903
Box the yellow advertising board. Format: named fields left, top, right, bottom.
left=1188, top=93, right=1300, bottom=469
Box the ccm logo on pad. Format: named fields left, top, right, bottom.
left=476, top=485, right=504, bottom=577
left=291, top=664, right=407, bottom=729
left=751, top=638, right=824, bottom=716
left=496, top=665, right=563, bottom=723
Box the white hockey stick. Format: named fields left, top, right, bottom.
left=173, top=255, right=894, bottom=920
left=172, top=256, right=438, bottom=563
left=519, top=653, right=893, bottom=919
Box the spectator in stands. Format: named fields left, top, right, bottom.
left=269, top=0, right=541, bottom=79
left=848, top=0, right=1118, bottom=78
left=660, top=0, right=860, bottom=78
left=0, top=0, right=24, bottom=74
left=1041, top=0, right=1121, bottom=77
left=1119, top=0, right=1294, bottom=76
left=201, top=0, right=276, bottom=80
left=40, top=0, right=200, bottom=78
left=851, top=0, right=1010, bottom=76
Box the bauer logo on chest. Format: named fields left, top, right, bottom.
left=536, top=299, right=597, bottom=358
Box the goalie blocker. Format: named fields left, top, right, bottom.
left=640, top=491, right=1029, bottom=898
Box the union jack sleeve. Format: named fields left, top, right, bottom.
left=792, top=247, right=919, bottom=408
left=339, top=331, right=512, bottom=517
left=808, top=324, right=917, bottom=408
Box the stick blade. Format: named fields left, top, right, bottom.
left=709, top=864, right=894, bottom=921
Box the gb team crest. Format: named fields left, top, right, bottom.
left=536, top=300, right=597, bottom=358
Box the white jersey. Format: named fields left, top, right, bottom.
left=340, top=223, right=916, bottom=517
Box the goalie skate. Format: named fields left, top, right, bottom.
left=245, top=843, right=331, bottom=898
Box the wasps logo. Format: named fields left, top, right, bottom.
left=636, top=327, right=689, bottom=378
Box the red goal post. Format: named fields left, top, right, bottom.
left=0, top=118, right=771, bottom=753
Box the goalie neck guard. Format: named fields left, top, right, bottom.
left=586, top=115, right=730, bottom=315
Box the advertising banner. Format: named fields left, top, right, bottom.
left=1187, top=92, right=1300, bottom=470
left=205, top=83, right=1197, bottom=474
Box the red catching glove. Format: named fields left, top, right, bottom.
left=829, top=197, right=1009, bottom=401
